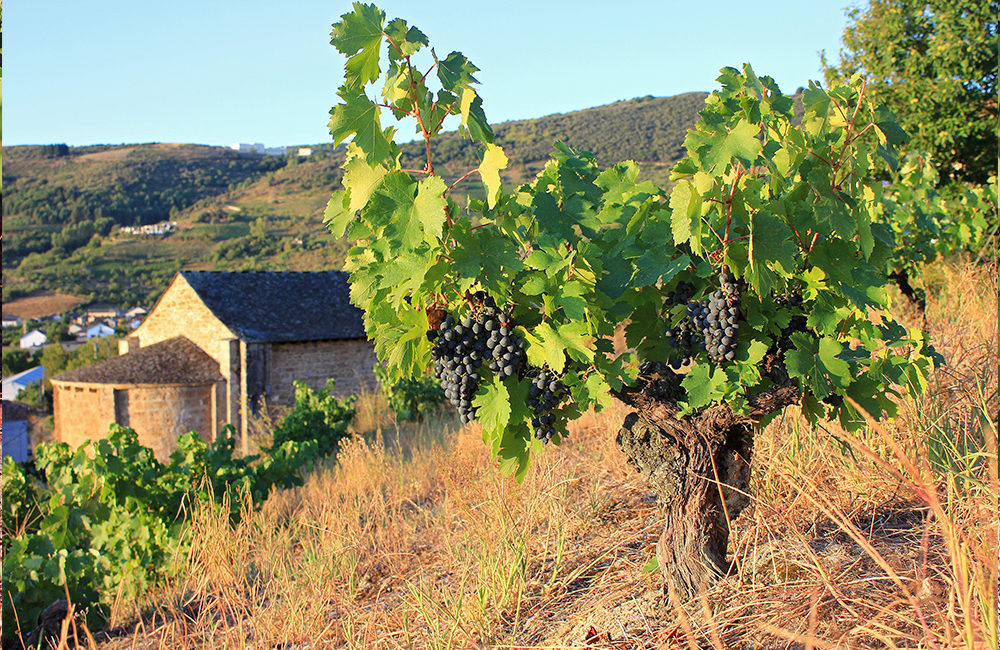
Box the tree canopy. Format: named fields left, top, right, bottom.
left=823, top=0, right=998, bottom=184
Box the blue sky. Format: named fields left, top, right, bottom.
left=4, top=1, right=855, bottom=147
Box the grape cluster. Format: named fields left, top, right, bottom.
left=679, top=272, right=742, bottom=364
left=701, top=273, right=741, bottom=363
left=664, top=282, right=697, bottom=369
left=427, top=293, right=527, bottom=424
left=527, top=369, right=566, bottom=443
left=774, top=289, right=808, bottom=359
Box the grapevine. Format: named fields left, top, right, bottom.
left=325, top=3, right=942, bottom=596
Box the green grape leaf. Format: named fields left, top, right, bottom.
left=785, top=334, right=851, bottom=399
left=533, top=321, right=593, bottom=373
left=681, top=363, right=728, bottom=410
left=342, top=147, right=388, bottom=212
left=533, top=322, right=568, bottom=373
left=329, top=91, right=394, bottom=163
left=368, top=172, right=446, bottom=247
left=554, top=281, right=588, bottom=320
left=595, top=254, right=634, bottom=300
left=437, top=51, right=479, bottom=92
left=497, top=421, right=533, bottom=482
left=330, top=4, right=385, bottom=88
left=384, top=18, right=427, bottom=61
left=845, top=374, right=897, bottom=422
left=519, top=272, right=547, bottom=296
left=579, top=371, right=612, bottom=411
left=330, top=3, right=385, bottom=55
left=323, top=190, right=353, bottom=238
left=669, top=180, right=703, bottom=251
left=415, top=176, right=448, bottom=241
left=459, top=88, right=494, bottom=143
left=367, top=301, right=430, bottom=381
left=473, top=374, right=511, bottom=434
left=747, top=211, right=797, bottom=296
left=478, top=143, right=508, bottom=208
left=632, top=251, right=690, bottom=288
left=700, top=119, right=763, bottom=173
left=807, top=293, right=850, bottom=336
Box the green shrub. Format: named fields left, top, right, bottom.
left=1, top=410, right=356, bottom=639
left=271, top=379, right=357, bottom=458
left=374, top=363, right=446, bottom=422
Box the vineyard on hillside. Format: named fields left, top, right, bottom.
left=1, top=3, right=996, bottom=648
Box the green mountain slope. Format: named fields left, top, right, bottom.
left=1, top=92, right=709, bottom=306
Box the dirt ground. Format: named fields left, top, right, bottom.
left=3, top=292, right=87, bottom=321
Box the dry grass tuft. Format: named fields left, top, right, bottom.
left=96, top=258, right=996, bottom=649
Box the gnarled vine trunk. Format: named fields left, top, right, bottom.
left=613, top=361, right=798, bottom=600
left=889, top=271, right=927, bottom=313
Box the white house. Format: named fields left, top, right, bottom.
left=297, top=148, right=313, bottom=157
left=2, top=366, right=45, bottom=401
left=2, top=315, right=23, bottom=328
left=230, top=142, right=286, bottom=156
left=2, top=401, right=31, bottom=463
left=119, top=222, right=176, bottom=237
left=124, top=306, right=148, bottom=319
left=86, top=323, right=116, bottom=339
left=19, top=330, right=47, bottom=349
left=68, top=323, right=84, bottom=336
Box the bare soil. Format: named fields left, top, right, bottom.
left=3, top=291, right=87, bottom=320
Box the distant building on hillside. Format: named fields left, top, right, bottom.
left=86, top=323, right=116, bottom=339
left=19, top=330, right=47, bottom=349
left=297, top=148, right=313, bottom=157
left=2, top=315, right=23, bottom=328
left=120, top=221, right=176, bottom=237
left=51, top=270, right=377, bottom=458
left=2, top=366, right=45, bottom=401
left=229, top=142, right=287, bottom=156
left=84, top=304, right=120, bottom=321
left=2, top=401, right=31, bottom=463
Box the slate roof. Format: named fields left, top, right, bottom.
left=180, top=270, right=365, bottom=343
left=2, top=400, right=30, bottom=421
left=53, top=337, right=223, bottom=385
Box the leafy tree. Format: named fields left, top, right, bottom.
left=822, top=0, right=998, bottom=184
left=2, top=347, right=34, bottom=376
left=324, top=4, right=942, bottom=598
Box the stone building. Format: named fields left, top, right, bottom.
left=50, top=337, right=225, bottom=459
left=51, top=270, right=377, bottom=458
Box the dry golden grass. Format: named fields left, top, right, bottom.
left=79, top=258, right=996, bottom=649
left=2, top=291, right=87, bottom=321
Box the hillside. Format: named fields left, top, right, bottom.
left=1, top=92, right=708, bottom=307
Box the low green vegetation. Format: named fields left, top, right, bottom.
left=374, top=363, right=447, bottom=422
left=1, top=381, right=357, bottom=639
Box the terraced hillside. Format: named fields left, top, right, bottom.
left=2, top=92, right=709, bottom=306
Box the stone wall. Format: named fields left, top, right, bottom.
left=52, top=382, right=117, bottom=450
left=268, top=339, right=378, bottom=405
left=132, top=276, right=236, bottom=364
left=53, top=380, right=225, bottom=461
left=114, top=383, right=220, bottom=460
